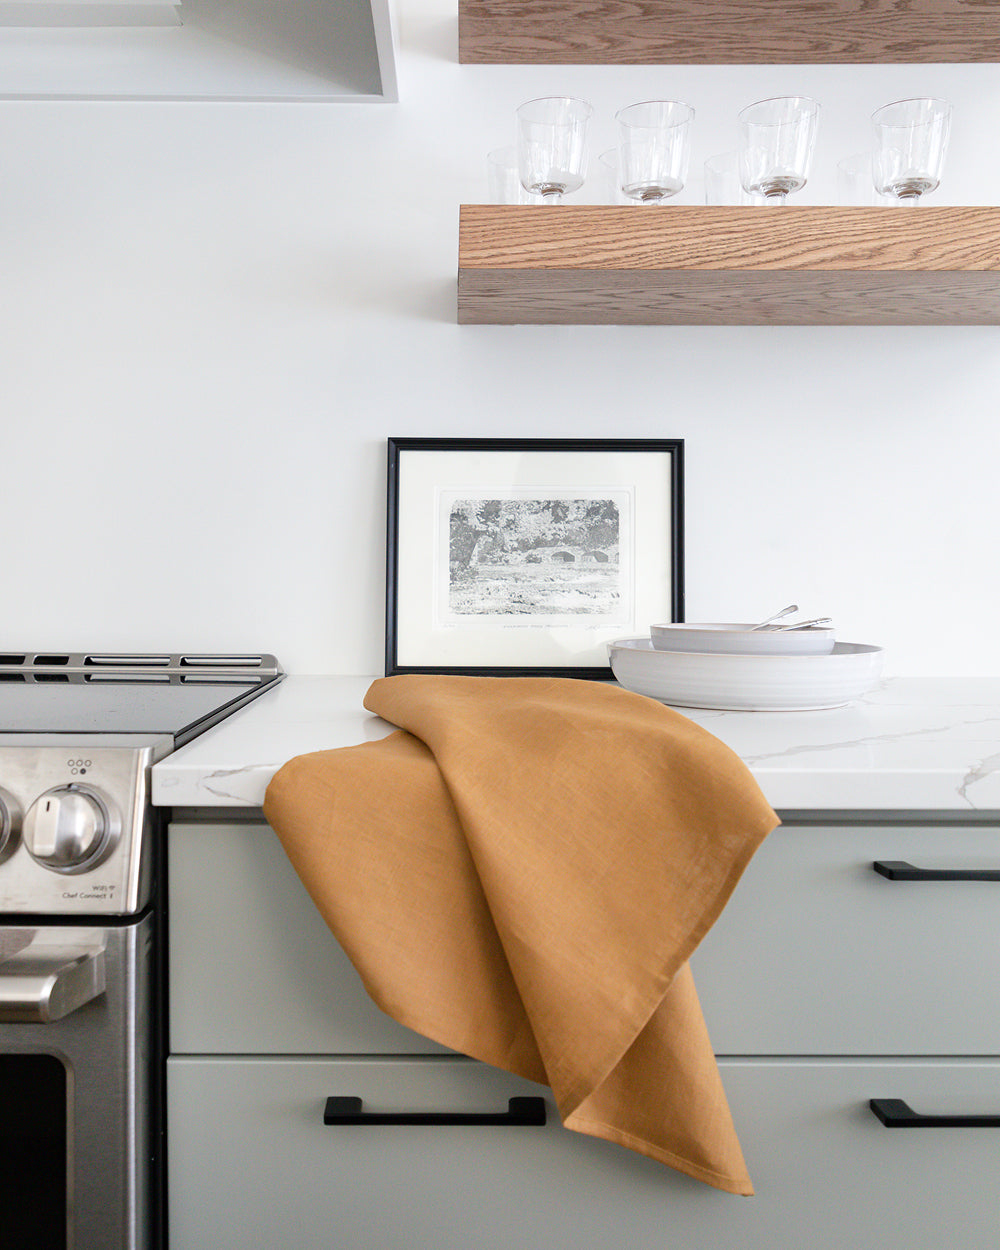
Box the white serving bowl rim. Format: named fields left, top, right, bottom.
left=616, top=638, right=875, bottom=659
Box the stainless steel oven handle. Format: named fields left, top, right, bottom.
left=0, top=944, right=106, bottom=1022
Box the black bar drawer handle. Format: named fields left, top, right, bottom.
left=870, top=1099, right=1000, bottom=1128
left=323, top=1096, right=546, bottom=1126
left=872, top=860, right=1000, bottom=882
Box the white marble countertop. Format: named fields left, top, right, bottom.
left=151, top=675, right=1000, bottom=814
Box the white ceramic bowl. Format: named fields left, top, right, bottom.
left=608, top=638, right=884, bottom=711
left=650, top=622, right=836, bottom=656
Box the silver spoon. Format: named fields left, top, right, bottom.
left=749, top=604, right=798, bottom=631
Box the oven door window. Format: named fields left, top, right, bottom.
left=0, top=1053, right=68, bottom=1248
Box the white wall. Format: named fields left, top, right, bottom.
left=2, top=0, right=999, bottom=675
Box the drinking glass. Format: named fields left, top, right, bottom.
left=871, top=97, right=952, bottom=205
left=704, top=152, right=755, bottom=204
left=836, top=153, right=893, bottom=206
left=487, top=147, right=542, bottom=204
left=738, top=96, right=820, bottom=204
left=615, top=100, right=694, bottom=204
left=516, top=96, right=592, bottom=204
left=597, top=149, right=629, bottom=204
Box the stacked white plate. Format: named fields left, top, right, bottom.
left=650, top=621, right=836, bottom=656
left=609, top=625, right=884, bottom=711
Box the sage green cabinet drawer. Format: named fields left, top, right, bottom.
left=168, top=822, right=447, bottom=1055
left=167, top=1055, right=1000, bottom=1250
left=691, top=824, right=1000, bottom=1054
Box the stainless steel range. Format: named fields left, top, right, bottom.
left=0, top=652, right=284, bottom=1250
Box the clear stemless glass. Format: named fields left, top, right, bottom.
left=487, top=147, right=542, bottom=204
left=705, top=152, right=754, bottom=205
left=738, top=96, right=820, bottom=205
left=615, top=100, right=694, bottom=204
left=598, top=149, right=629, bottom=204
left=516, top=96, right=593, bottom=204
left=871, top=97, right=953, bottom=206
left=836, top=153, right=893, bottom=206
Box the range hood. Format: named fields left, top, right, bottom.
left=0, top=0, right=398, bottom=99
left=0, top=1, right=183, bottom=25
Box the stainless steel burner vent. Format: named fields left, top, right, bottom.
left=0, top=654, right=283, bottom=683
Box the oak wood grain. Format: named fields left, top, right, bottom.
left=459, top=0, right=1000, bottom=64
left=457, top=206, right=1000, bottom=325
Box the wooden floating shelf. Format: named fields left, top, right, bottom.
left=458, top=206, right=1000, bottom=326
left=458, top=0, right=1000, bottom=63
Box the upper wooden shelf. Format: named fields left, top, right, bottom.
left=458, top=205, right=1000, bottom=325
left=458, top=0, right=1000, bottom=63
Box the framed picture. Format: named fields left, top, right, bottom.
left=385, top=438, right=684, bottom=678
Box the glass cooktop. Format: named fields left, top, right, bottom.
left=0, top=653, right=284, bottom=744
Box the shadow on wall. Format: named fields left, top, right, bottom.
left=230, top=247, right=455, bottom=324
left=400, top=8, right=457, bottom=62
left=179, top=0, right=383, bottom=93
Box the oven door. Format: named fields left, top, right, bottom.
left=0, top=920, right=154, bottom=1250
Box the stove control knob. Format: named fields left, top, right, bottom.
left=0, top=788, right=20, bottom=862
left=23, top=785, right=120, bottom=873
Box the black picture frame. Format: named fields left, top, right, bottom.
left=385, top=437, right=684, bottom=678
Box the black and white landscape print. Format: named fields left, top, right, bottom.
left=446, top=494, right=628, bottom=620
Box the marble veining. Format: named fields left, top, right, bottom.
left=197, top=766, right=268, bottom=802
left=739, top=717, right=999, bottom=765
left=957, top=750, right=1000, bottom=806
